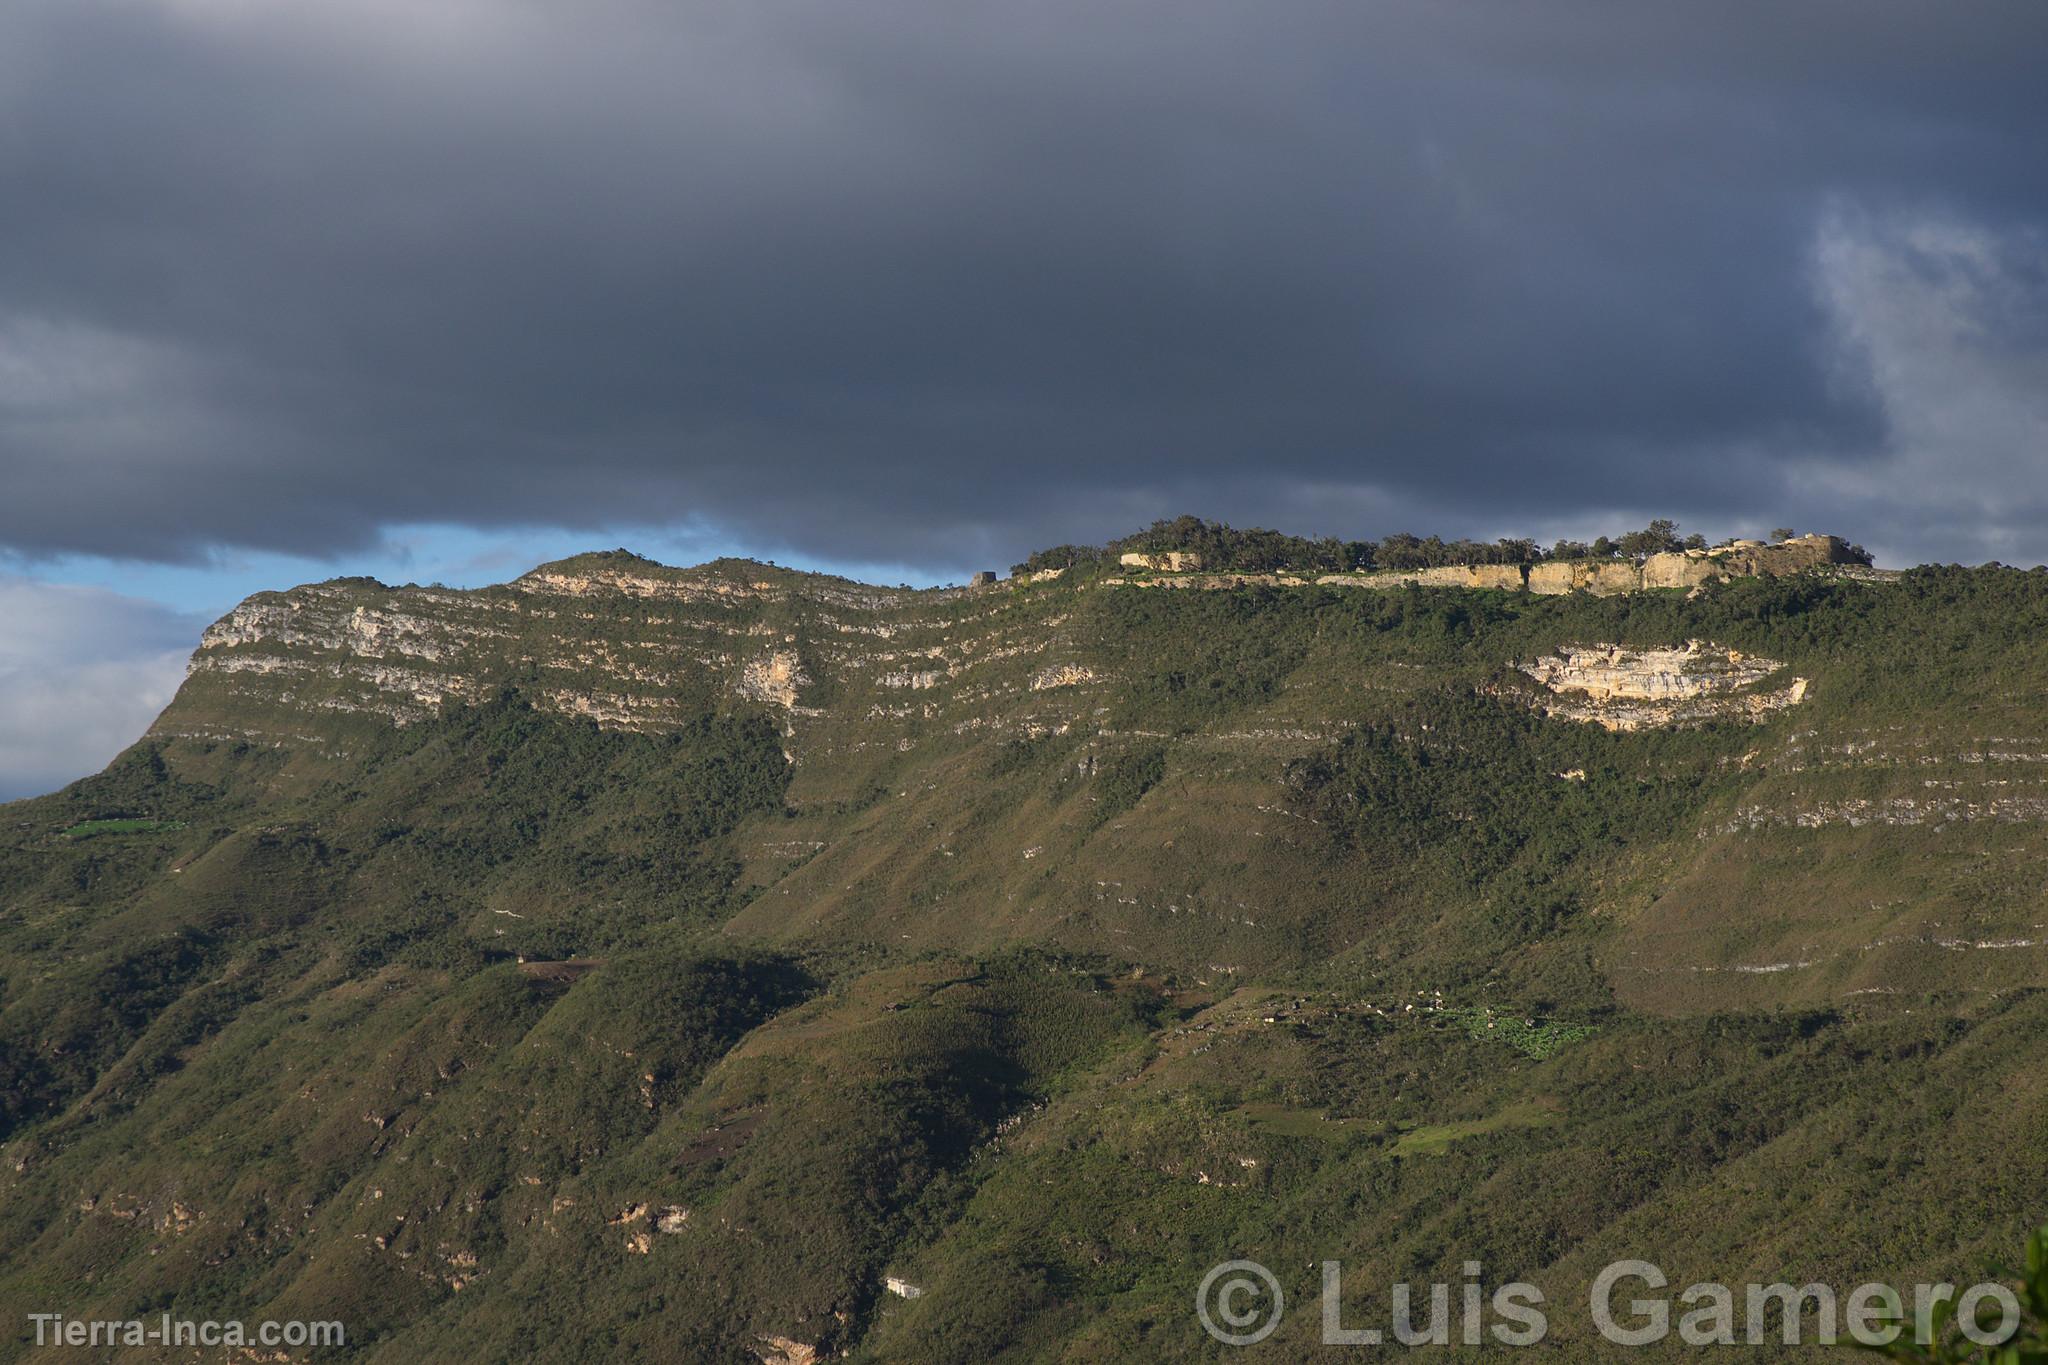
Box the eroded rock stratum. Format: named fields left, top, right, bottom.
left=1519, top=641, right=1809, bottom=730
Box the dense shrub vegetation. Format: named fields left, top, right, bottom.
left=0, top=554, right=2043, bottom=1359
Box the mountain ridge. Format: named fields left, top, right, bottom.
left=136, top=546, right=2048, bottom=1005
left=5, top=541, right=2048, bottom=1360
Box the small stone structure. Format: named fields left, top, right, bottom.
left=969, top=571, right=998, bottom=587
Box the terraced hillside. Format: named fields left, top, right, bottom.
left=2, top=550, right=2045, bottom=1360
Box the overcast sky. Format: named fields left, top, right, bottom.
left=3, top=0, right=2047, bottom=798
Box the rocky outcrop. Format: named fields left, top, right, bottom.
left=1530, top=536, right=1863, bottom=597
left=1520, top=642, right=1810, bottom=730
left=1030, top=664, right=1098, bottom=690
left=1356, top=564, right=1526, bottom=591
left=1111, top=541, right=1862, bottom=592
left=1106, top=571, right=1312, bottom=589
left=1527, top=560, right=1650, bottom=596
left=1118, top=551, right=1205, bottom=572
left=1639, top=551, right=1726, bottom=591
left=737, top=651, right=810, bottom=710
left=1718, top=534, right=1862, bottom=575
left=153, top=537, right=1870, bottom=762
left=154, top=553, right=1111, bottom=777
left=1714, top=796, right=2048, bottom=832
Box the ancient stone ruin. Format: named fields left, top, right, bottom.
left=1114, top=534, right=1868, bottom=596
left=1118, top=551, right=1206, bottom=572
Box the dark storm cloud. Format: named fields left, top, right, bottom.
left=3, top=0, right=2046, bottom=570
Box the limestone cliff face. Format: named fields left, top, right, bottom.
left=153, top=552, right=1106, bottom=774
left=1102, top=534, right=1868, bottom=597
left=1638, top=552, right=1725, bottom=591
left=1105, top=532, right=1875, bottom=597
left=1526, top=560, right=1644, bottom=595
left=148, top=544, right=2035, bottom=1012
left=1526, top=536, right=1864, bottom=596
left=1358, top=564, right=1526, bottom=591
left=736, top=651, right=812, bottom=711
left=1716, top=535, right=1860, bottom=575
left=154, top=540, right=1861, bottom=761
left=1519, top=642, right=1810, bottom=730
left=1117, top=551, right=1205, bottom=572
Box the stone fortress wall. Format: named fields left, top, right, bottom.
left=1105, top=534, right=1877, bottom=596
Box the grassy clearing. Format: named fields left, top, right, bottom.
left=1233, top=1101, right=1381, bottom=1141
left=1391, top=1096, right=1563, bottom=1155
left=60, top=817, right=186, bottom=839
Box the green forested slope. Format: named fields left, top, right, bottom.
left=2, top=559, right=2045, bottom=1360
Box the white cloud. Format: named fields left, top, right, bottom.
left=0, top=578, right=200, bottom=802
left=1806, top=205, right=2048, bottom=565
